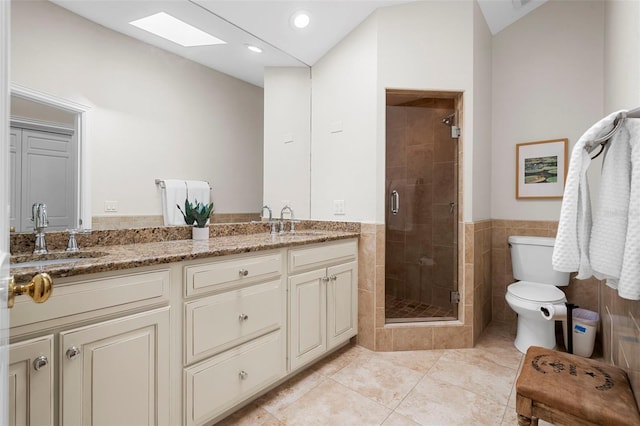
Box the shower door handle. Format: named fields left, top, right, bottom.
left=390, top=190, right=399, bottom=215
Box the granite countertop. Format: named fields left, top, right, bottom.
left=10, top=230, right=359, bottom=283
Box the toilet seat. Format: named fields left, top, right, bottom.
left=507, top=281, right=566, bottom=303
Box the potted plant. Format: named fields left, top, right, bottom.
left=177, top=198, right=214, bottom=240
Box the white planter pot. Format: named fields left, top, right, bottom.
left=192, top=226, right=209, bottom=240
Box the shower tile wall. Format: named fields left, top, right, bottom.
left=385, top=102, right=456, bottom=316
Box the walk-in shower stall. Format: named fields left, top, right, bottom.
left=385, top=89, right=460, bottom=323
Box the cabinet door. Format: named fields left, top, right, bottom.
left=327, top=261, right=358, bottom=350
left=60, top=307, right=169, bottom=426
left=289, top=269, right=327, bottom=371
left=8, top=335, right=54, bottom=426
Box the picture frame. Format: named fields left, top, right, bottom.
left=516, top=138, right=568, bottom=199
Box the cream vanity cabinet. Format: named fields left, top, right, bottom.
left=182, top=250, right=286, bottom=426
left=288, top=239, right=358, bottom=371
left=8, top=335, right=54, bottom=425
left=8, top=267, right=171, bottom=426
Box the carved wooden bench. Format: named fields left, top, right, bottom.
left=516, top=346, right=640, bottom=426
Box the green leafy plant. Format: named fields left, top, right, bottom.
left=177, top=198, right=214, bottom=228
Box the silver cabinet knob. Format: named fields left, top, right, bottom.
left=33, top=355, right=48, bottom=371
left=238, top=313, right=249, bottom=321
left=66, top=346, right=81, bottom=360
left=322, top=276, right=330, bottom=283
left=239, top=370, right=248, bottom=380
left=330, top=275, right=337, bottom=281
left=238, top=269, right=249, bottom=277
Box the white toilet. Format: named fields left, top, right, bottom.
left=505, top=236, right=570, bottom=353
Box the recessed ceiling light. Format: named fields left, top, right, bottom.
left=291, top=11, right=310, bottom=29
left=246, top=44, right=263, bottom=53
left=130, top=12, right=226, bottom=47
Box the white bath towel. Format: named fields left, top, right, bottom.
left=618, top=118, right=640, bottom=300
left=594, top=117, right=640, bottom=300
left=590, top=118, right=631, bottom=282
left=553, top=111, right=622, bottom=278
left=161, top=179, right=188, bottom=226
left=185, top=180, right=211, bottom=206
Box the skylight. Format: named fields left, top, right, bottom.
left=129, top=12, right=226, bottom=47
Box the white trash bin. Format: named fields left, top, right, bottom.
left=563, top=308, right=599, bottom=357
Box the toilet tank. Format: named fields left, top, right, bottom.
left=509, top=236, right=570, bottom=286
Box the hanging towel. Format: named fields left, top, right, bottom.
left=184, top=180, right=211, bottom=206
left=618, top=118, right=640, bottom=300
left=161, top=179, right=188, bottom=226
left=552, top=111, right=622, bottom=278
left=589, top=118, right=631, bottom=283
left=591, top=117, right=640, bottom=300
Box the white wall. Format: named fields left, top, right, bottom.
left=310, top=1, right=480, bottom=224
left=378, top=1, right=476, bottom=223
left=11, top=0, right=264, bottom=217
left=472, top=1, right=493, bottom=221
left=491, top=0, right=604, bottom=220
left=311, top=14, right=379, bottom=222
left=263, top=67, right=311, bottom=219
left=604, top=0, right=640, bottom=111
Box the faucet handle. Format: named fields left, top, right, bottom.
left=66, top=231, right=79, bottom=252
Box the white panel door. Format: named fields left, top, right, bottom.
left=8, top=335, right=54, bottom=426
left=21, top=129, right=77, bottom=231
left=289, top=269, right=326, bottom=371
left=327, top=261, right=358, bottom=350
left=1, top=4, right=11, bottom=423
left=60, top=307, right=170, bottom=426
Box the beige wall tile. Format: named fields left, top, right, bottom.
left=392, top=326, right=434, bottom=351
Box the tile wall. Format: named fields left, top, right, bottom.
left=601, top=282, right=640, bottom=407
left=91, top=212, right=260, bottom=229
left=357, top=220, right=485, bottom=352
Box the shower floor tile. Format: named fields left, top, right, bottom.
left=385, top=294, right=454, bottom=320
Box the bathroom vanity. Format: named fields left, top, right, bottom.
left=8, top=230, right=358, bottom=426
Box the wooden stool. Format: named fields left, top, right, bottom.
left=516, top=346, right=640, bottom=426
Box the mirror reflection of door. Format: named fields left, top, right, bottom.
left=10, top=123, right=77, bottom=232
left=10, top=95, right=79, bottom=232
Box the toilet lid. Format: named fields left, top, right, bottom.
left=508, top=281, right=566, bottom=302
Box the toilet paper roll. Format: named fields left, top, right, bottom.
left=540, top=303, right=567, bottom=321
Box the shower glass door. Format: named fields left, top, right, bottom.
left=384, top=91, right=459, bottom=323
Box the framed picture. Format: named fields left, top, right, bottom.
left=516, top=138, right=568, bottom=199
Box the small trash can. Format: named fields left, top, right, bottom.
left=563, top=308, right=599, bottom=357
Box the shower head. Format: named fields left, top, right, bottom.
left=442, top=112, right=456, bottom=127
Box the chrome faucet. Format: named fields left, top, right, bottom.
left=279, top=205, right=295, bottom=234
left=31, top=202, right=48, bottom=254
left=261, top=205, right=277, bottom=235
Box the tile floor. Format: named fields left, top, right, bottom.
left=385, top=294, right=455, bottom=320
left=216, top=322, right=555, bottom=425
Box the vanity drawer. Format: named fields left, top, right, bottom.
left=184, top=278, right=283, bottom=364
left=10, top=269, right=170, bottom=333
left=184, top=330, right=284, bottom=426
left=184, top=252, right=282, bottom=297
left=288, top=239, right=357, bottom=274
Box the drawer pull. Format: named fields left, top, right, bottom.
left=330, top=275, right=337, bottom=281
left=66, top=346, right=81, bottom=360
left=33, top=355, right=48, bottom=371
left=321, top=276, right=330, bottom=283
left=238, top=269, right=249, bottom=277
left=238, top=313, right=249, bottom=321
left=238, top=370, right=248, bottom=380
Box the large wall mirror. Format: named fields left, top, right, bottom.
left=10, top=0, right=310, bottom=232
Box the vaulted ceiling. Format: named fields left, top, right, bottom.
left=51, top=0, right=548, bottom=87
